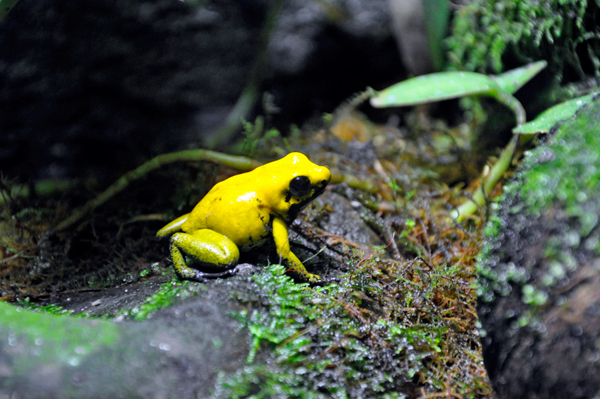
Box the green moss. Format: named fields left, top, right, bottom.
left=447, top=0, right=597, bottom=83
left=478, top=99, right=600, bottom=329
left=127, top=277, right=206, bottom=321
left=519, top=103, right=600, bottom=237
left=17, top=297, right=74, bottom=315
left=216, top=264, right=470, bottom=398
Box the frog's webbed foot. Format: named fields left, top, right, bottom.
left=285, top=269, right=338, bottom=285
left=302, top=271, right=340, bottom=286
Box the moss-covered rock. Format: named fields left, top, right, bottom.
left=477, top=98, right=600, bottom=398
left=0, top=280, right=250, bottom=399
left=447, top=0, right=599, bottom=92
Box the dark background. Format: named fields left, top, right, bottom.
left=0, top=0, right=404, bottom=181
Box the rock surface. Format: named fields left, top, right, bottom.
left=0, top=190, right=382, bottom=398
left=0, top=279, right=249, bottom=399
left=477, top=98, right=600, bottom=398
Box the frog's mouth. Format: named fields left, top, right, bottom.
left=286, top=180, right=329, bottom=222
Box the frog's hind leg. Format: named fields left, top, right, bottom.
left=156, top=213, right=190, bottom=238
left=170, top=229, right=240, bottom=282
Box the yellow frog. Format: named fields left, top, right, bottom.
left=157, top=152, right=331, bottom=282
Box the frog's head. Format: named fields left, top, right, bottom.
left=261, top=152, right=331, bottom=222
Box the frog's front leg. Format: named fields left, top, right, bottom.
left=170, top=229, right=240, bottom=281
left=272, top=218, right=321, bottom=283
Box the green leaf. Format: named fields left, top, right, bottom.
left=423, top=0, right=451, bottom=71
left=0, top=0, right=20, bottom=21
left=493, top=60, right=547, bottom=94
left=369, top=61, right=546, bottom=108
left=370, top=72, right=501, bottom=108
left=512, top=93, right=597, bottom=134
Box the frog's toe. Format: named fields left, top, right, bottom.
left=173, top=267, right=208, bottom=283
left=305, top=272, right=322, bottom=283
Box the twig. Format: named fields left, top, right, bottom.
left=51, top=149, right=262, bottom=233
left=330, top=169, right=379, bottom=193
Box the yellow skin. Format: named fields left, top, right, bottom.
left=157, top=152, right=331, bottom=283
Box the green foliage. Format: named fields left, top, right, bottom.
left=369, top=61, right=562, bottom=223
left=371, top=62, right=545, bottom=109
left=478, top=99, right=600, bottom=329
left=423, top=0, right=451, bottom=71
left=0, top=0, right=19, bottom=21
left=387, top=180, right=401, bottom=192
left=216, top=263, right=478, bottom=398
left=520, top=101, right=600, bottom=234
left=230, top=268, right=312, bottom=364
left=513, top=92, right=597, bottom=134
left=371, top=71, right=502, bottom=107
left=493, top=61, right=548, bottom=94
left=447, top=0, right=597, bottom=81
left=401, top=219, right=415, bottom=238
left=370, top=62, right=547, bottom=129
left=17, top=297, right=73, bottom=315
left=127, top=278, right=204, bottom=321
left=241, top=116, right=287, bottom=157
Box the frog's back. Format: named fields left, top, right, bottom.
left=180, top=173, right=267, bottom=239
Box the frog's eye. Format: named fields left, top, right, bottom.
left=289, top=176, right=311, bottom=197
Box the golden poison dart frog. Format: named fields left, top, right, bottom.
left=157, top=152, right=331, bottom=282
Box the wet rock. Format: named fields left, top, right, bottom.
left=38, top=274, right=171, bottom=317
left=477, top=99, right=600, bottom=398
left=317, top=191, right=382, bottom=249
left=265, top=0, right=402, bottom=127
left=0, top=279, right=250, bottom=399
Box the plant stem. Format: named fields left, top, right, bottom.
left=330, top=170, right=378, bottom=193
left=51, top=147, right=381, bottom=233
left=452, top=91, right=524, bottom=222
left=452, top=134, right=518, bottom=222
left=52, top=150, right=263, bottom=233
left=494, top=91, right=526, bottom=126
